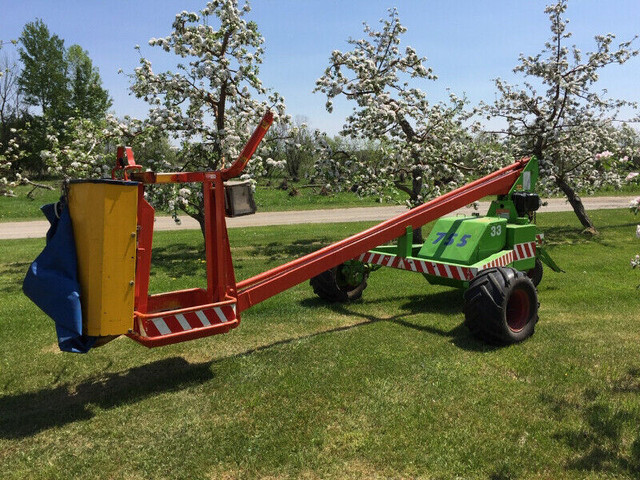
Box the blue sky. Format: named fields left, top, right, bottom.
left=1, top=0, right=639, bottom=135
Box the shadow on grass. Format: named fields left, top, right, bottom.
left=0, top=289, right=494, bottom=440
left=249, top=238, right=332, bottom=263
left=543, top=221, right=638, bottom=246
left=150, top=238, right=332, bottom=279
left=151, top=243, right=206, bottom=279
left=0, top=357, right=213, bottom=440
left=301, top=289, right=495, bottom=353
left=540, top=367, right=640, bottom=477
left=0, top=261, right=31, bottom=294
left=0, top=315, right=392, bottom=440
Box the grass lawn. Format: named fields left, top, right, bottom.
left=1, top=209, right=640, bottom=478
left=0, top=182, right=61, bottom=221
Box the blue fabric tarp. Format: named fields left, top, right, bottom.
left=22, top=202, right=96, bottom=353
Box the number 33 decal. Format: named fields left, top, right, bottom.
left=490, top=225, right=502, bottom=237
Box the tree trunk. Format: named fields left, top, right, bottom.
left=411, top=172, right=424, bottom=244
left=555, top=176, right=598, bottom=235
left=178, top=198, right=206, bottom=240
left=198, top=215, right=206, bottom=240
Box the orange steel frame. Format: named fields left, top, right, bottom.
left=112, top=111, right=531, bottom=348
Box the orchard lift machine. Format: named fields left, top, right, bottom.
left=24, top=111, right=560, bottom=352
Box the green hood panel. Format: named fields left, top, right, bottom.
left=419, top=216, right=507, bottom=265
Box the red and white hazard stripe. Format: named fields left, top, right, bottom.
left=138, top=304, right=237, bottom=338
left=358, top=239, right=539, bottom=281
left=358, top=252, right=476, bottom=281
left=478, top=241, right=536, bottom=269
left=512, top=241, right=536, bottom=261
left=479, top=250, right=514, bottom=270
left=359, top=251, right=404, bottom=269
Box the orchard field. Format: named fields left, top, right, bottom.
left=1, top=209, right=639, bottom=479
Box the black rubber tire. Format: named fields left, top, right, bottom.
left=526, top=257, right=544, bottom=287
left=310, top=264, right=368, bottom=302
left=463, top=267, right=539, bottom=345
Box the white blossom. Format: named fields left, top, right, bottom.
left=313, top=8, right=473, bottom=214
left=482, top=0, right=639, bottom=232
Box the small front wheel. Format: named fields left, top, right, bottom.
left=310, top=262, right=368, bottom=302
left=463, top=267, right=539, bottom=344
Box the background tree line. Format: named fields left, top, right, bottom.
left=1, top=19, right=111, bottom=175
left=1, top=0, right=639, bottom=235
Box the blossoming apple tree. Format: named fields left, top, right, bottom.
left=313, top=8, right=476, bottom=240
left=38, top=1, right=287, bottom=231
left=39, top=115, right=149, bottom=178
left=0, top=40, right=24, bottom=197
left=483, top=0, right=639, bottom=234
left=129, top=0, right=287, bottom=232
left=0, top=135, right=23, bottom=197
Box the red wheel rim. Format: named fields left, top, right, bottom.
left=506, top=288, right=530, bottom=332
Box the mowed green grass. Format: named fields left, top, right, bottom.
left=1, top=210, right=640, bottom=479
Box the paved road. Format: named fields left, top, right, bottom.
left=0, top=196, right=632, bottom=240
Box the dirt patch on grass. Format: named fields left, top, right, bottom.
left=40, top=343, right=63, bottom=354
